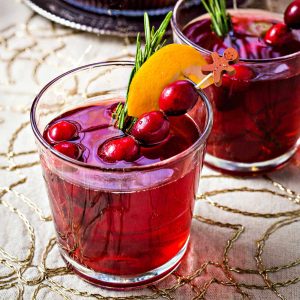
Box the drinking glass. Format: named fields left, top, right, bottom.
left=172, top=0, right=300, bottom=174
left=30, top=61, right=213, bottom=288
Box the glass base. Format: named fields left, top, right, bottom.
left=205, top=145, right=298, bottom=175
left=60, top=238, right=189, bottom=289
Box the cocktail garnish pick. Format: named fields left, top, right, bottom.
left=198, top=48, right=239, bottom=88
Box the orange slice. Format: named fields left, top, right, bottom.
left=127, top=44, right=212, bottom=118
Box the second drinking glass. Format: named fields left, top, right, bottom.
left=172, top=0, right=300, bottom=174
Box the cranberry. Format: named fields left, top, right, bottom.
left=223, top=64, right=254, bottom=82
left=131, top=111, right=170, bottom=145
left=264, top=23, right=292, bottom=46
left=231, top=65, right=255, bottom=81
left=284, top=0, right=300, bottom=29
left=159, top=80, right=199, bottom=116
left=47, top=121, right=78, bottom=143
left=98, top=136, right=140, bottom=163
left=222, top=65, right=255, bottom=91
left=54, top=142, right=81, bottom=159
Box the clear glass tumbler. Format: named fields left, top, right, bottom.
left=30, top=61, right=213, bottom=288
left=172, top=0, right=300, bottom=174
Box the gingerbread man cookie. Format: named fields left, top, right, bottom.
left=201, top=48, right=239, bottom=87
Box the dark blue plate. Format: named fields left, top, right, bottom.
left=23, top=0, right=177, bottom=37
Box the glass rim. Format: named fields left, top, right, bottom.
left=30, top=61, right=213, bottom=173
left=171, top=0, right=300, bottom=63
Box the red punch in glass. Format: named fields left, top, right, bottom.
left=172, top=0, right=300, bottom=174
left=30, top=62, right=212, bottom=288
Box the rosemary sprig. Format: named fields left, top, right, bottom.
left=114, top=11, right=172, bottom=131
left=202, top=0, right=232, bottom=37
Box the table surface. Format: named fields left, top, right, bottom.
left=0, top=1, right=299, bottom=299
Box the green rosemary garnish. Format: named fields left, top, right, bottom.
left=202, top=0, right=232, bottom=37
left=114, top=11, right=172, bottom=131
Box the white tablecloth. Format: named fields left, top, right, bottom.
left=0, top=1, right=299, bottom=299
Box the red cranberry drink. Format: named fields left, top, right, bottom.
left=33, top=66, right=211, bottom=289
left=172, top=1, right=300, bottom=174
left=42, top=101, right=203, bottom=280
left=31, top=13, right=214, bottom=288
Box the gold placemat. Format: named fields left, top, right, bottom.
left=0, top=1, right=299, bottom=299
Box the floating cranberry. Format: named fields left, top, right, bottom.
left=222, top=65, right=255, bottom=92
left=223, top=64, right=254, bottom=83
left=159, top=80, right=199, bottom=116
left=98, top=136, right=140, bottom=163
left=54, top=142, right=81, bottom=159
left=47, top=121, right=78, bottom=143
left=284, top=0, right=300, bottom=29
left=231, top=65, right=255, bottom=81
left=264, top=23, right=292, bottom=46
left=131, top=111, right=170, bottom=145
